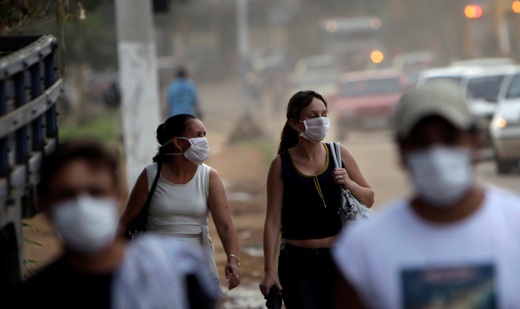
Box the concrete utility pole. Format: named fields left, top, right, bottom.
left=237, top=0, right=251, bottom=116
left=228, top=0, right=265, bottom=144
left=115, top=0, right=161, bottom=192
left=494, top=0, right=511, bottom=56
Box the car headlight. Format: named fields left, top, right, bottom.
left=495, top=118, right=507, bottom=129
left=490, top=117, right=507, bottom=137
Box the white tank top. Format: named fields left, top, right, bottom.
left=145, top=162, right=210, bottom=236
left=144, top=162, right=218, bottom=279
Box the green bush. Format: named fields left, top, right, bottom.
left=59, top=114, right=119, bottom=143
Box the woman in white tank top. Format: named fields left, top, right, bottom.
left=120, top=114, right=241, bottom=292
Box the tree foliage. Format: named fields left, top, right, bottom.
left=0, top=0, right=118, bottom=71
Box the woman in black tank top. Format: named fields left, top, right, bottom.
left=259, top=90, right=374, bottom=309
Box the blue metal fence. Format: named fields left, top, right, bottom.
left=0, top=35, right=62, bottom=288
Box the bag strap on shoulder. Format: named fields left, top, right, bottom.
left=143, top=162, right=162, bottom=212
left=328, top=142, right=342, bottom=168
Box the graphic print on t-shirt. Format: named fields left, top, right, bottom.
left=401, top=264, right=496, bottom=309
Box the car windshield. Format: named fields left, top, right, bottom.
left=340, top=78, right=401, bottom=97
left=466, top=75, right=505, bottom=102
left=506, top=74, right=520, bottom=100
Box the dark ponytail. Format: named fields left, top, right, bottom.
left=277, top=122, right=298, bottom=154
left=153, top=114, right=197, bottom=163
left=277, top=90, right=327, bottom=154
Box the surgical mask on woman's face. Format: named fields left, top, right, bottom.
left=51, top=195, right=119, bottom=254
left=299, top=117, right=330, bottom=143
left=405, top=145, right=474, bottom=207
left=178, top=137, right=210, bottom=165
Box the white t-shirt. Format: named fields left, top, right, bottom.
left=112, top=234, right=219, bottom=309
left=332, top=187, right=520, bottom=309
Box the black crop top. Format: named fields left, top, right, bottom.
left=280, top=143, right=343, bottom=240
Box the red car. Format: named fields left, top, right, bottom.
left=330, top=69, right=408, bottom=139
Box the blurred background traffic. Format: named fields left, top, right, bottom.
left=3, top=0, right=520, bottom=249
left=4, top=0, right=520, bottom=177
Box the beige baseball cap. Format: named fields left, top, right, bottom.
left=393, top=81, right=475, bottom=139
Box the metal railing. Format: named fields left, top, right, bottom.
left=0, top=35, right=62, bottom=288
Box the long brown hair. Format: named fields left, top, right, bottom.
left=277, top=90, right=327, bottom=154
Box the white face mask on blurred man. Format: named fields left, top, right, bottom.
left=405, top=145, right=474, bottom=207
left=51, top=195, right=119, bottom=254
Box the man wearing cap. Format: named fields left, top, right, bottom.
left=332, top=82, right=520, bottom=308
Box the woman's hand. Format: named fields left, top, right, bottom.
left=259, top=270, right=282, bottom=297
left=225, top=262, right=241, bottom=290
left=332, top=167, right=352, bottom=190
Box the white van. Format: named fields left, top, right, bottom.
left=490, top=69, right=520, bottom=173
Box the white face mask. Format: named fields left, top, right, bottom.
left=405, top=146, right=474, bottom=207
left=51, top=195, right=119, bottom=254
left=179, top=137, right=210, bottom=165
left=299, top=117, right=330, bottom=143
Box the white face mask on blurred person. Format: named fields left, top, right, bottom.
left=405, top=145, right=473, bottom=207
left=299, top=117, right=330, bottom=143
left=51, top=195, right=119, bottom=254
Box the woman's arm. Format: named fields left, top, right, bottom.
left=207, top=168, right=241, bottom=290
left=259, top=156, right=284, bottom=297
left=119, top=168, right=149, bottom=229
left=337, top=145, right=375, bottom=207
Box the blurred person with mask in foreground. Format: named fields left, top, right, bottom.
left=332, top=82, right=520, bottom=308
left=9, top=139, right=218, bottom=309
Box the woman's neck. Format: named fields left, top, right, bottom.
left=165, top=157, right=197, bottom=174
left=161, top=158, right=199, bottom=184
left=291, top=140, right=325, bottom=160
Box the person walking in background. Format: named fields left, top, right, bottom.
left=167, top=66, right=202, bottom=119
left=333, top=82, right=520, bottom=308
left=9, top=139, right=218, bottom=308
left=259, top=90, right=374, bottom=309
left=120, top=114, right=241, bottom=293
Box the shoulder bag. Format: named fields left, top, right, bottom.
left=328, top=142, right=372, bottom=226
left=126, top=162, right=162, bottom=241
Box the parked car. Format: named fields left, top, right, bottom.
left=489, top=70, right=520, bottom=173
left=391, top=50, right=437, bottom=87
left=416, top=65, right=518, bottom=149
left=459, top=65, right=520, bottom=148
left=288, top=54, right=343, bottom=100
left=450, top=57, right=516, bottom=68
left=415, top=66, right=472, bottom=88
left=330, top=69, right=407, bottom=140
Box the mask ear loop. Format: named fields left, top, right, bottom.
left=291, top=119, right=304, bottom=134
left=159, top=138, right=184, bottom=154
